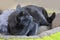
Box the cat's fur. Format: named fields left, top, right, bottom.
left=7, top=5, right=56, bottom=35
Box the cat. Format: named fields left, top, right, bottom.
left=7, top=4, right=56, bottom=35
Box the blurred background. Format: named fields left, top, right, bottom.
left=0, top=0, right=60, bottom=28
left=0, top=0, right=60, bottom=13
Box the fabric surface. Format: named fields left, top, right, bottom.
left=0, top=9, right=15, bottom=34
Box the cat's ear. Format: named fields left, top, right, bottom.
left=16, top=4, right=21, bottom=12
left=48, top=12, right=56, bottom=23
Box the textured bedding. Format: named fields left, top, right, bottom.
left=0, top=9, right=15, bottom=34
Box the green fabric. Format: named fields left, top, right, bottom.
left=41, top=32, right=60, bottom=40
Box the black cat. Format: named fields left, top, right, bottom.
left=7, top=10, right=39, bottom=36
left=7, top=5, right=56, bottom=36
left=22, top=5, right=56, bottom=29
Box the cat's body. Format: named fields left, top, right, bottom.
left=8, top=10, right=39, bottom=36
left=21, top=5, right=56, bottom=34
left=22, top=5, right=56, bottom=28
left=7, top=5, right=56, bottom=35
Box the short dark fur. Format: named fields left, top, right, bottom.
left=22, top=5, right=56, bottom=28
left=7, top=5, right=56, bottom=36
left=7, top=10, right=39, bottom=35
